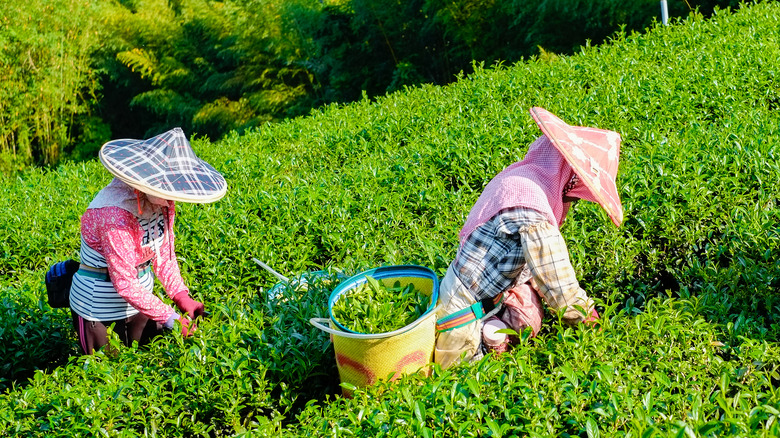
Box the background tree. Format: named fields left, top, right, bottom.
left=302, top=0, right=754, bottom=107
left=0, top=0, right=110, bottom=170
left=101, top=0, right=316, bottom=141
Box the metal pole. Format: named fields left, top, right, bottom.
left=660, top=0, right=669, bottom=25
left=252, top=257, right=289, bottom=282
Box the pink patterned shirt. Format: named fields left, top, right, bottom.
left=79, top=205, right=188, bottom=323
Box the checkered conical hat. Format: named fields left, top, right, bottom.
left=530, top=107, right=623, bottom=226
left=99, top=128, right=227, bottom=203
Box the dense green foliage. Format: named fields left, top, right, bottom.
left=3, top=1, right=780, bottom=435
left=332, top=278, right=430, bottom=333
left=0, top=0, right=111, bottom=169
left=102, top=0, right=318, bottom=140
left=0, top=0, right=745, bottom=169
left=307, top=0, right=746, bottom=102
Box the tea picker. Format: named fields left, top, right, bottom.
left=434, top=107, right=623, bottom=369
left=49, top=128, right=227, bottom=355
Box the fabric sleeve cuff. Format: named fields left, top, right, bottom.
left=164, top=312, right=180, bottom=329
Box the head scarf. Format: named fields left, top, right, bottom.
left=88, top=178, right=169, bottom=219
left=458, top=108, right=622, bottom=243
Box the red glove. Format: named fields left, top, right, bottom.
left=179, top=316, right=197, bottom=337
left=583, top=309, right=600, bottom=328
left=173, top=292, right=206, bottom=319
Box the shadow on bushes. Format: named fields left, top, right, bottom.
left=0, top=292, right=78, bottom=393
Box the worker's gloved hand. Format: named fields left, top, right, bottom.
left=173, top=292, right=206, bottom=319
left=163, top=313, right=197, bottom=338
left=164, top=313, right=196, bottom=337
left=179, top=316, right=196, bottom=337
left=582, top=308, right=600, bottom=328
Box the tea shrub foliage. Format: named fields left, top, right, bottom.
left=3, top=2, right=780, bottom=436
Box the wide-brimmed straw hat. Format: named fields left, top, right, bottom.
left=99, top=128, right=227, bottom=203
left=530, top=107, right=623, bottom=226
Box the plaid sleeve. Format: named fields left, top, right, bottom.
left=455, top=208, right=548, bottom=301
left=521, top=221, right=594, bottom=324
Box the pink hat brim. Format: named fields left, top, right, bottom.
left=530, top=107, right=623, bottom=226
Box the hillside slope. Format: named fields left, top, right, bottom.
left=2, top=2, right=780, bottom=436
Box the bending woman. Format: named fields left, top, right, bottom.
left=435, top=107, right=623, bottom=368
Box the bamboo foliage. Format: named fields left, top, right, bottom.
left=0, top=0, right=107, bottom=169
left=115, top=49, right=160, bottom=84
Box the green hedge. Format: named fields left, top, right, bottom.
left=2, top=1, right=780, bottom=436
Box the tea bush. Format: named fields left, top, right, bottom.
left=3, top=2, right=780, bottom=436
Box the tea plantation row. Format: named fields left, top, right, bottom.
left=2, top=2, right=780, bottom=436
